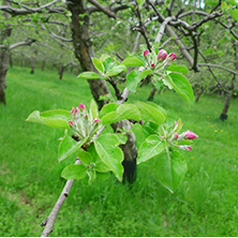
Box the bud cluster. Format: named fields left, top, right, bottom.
left=143, top=48, right=177, bottom=71
left=68, top=103, right=101, bottom=141
left=165, top=119, right=198, bottom=152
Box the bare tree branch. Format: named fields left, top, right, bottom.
left=87, top=0, right=116, bottom=18
left=198, top=63, right=238, bottom=75
left=41, top=158, right=81, bottom=237
left=9, top=38, right=36, bottom=51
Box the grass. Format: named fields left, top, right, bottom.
left=0, top=66, right=238, bottom=237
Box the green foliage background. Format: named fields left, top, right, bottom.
left=0, top=66, right=237, bottom=236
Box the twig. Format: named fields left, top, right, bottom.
left=41, top=158, right=81, bottom=237
left=87, top=0, right=116, bottom=18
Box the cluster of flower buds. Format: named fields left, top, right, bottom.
left=167, top=120, right=198, bottom=152
left=68, top=103, right=101, bottom=141
left=143, top=48, right=177, bottom=70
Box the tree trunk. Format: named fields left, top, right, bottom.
left=30, top=59, right=35, bottom=74
left=195, top=91, right=202, bottom=103
left=41, top=60, right=45, bottom=71
left=148, top=85, right=157, bottom=101
left=67, top=0, right=137, bottom=183
left=9, top=52, right=13, bottom=68
left=0, top=0, right=11, bottom=105
left=219, top=93, right=231, bottom=121
left=58, top=64, right=64, bottom=80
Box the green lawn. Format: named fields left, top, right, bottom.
left=0, top=66, right=237, bottom=237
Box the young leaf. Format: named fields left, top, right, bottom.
left=96, top=172, right=110, bottom=180
left=92, top=57, right=104, bottom=75
left=121, top=56, right=145, bottom=67
left=61, top=164, right=87, bottom=180
left=166, top=73, right=195, bottom=106
left=94, top=134, right=124, bottom=181
left=107, top=65, right=127, bottom=76
left=152, top=148, right=188, bottom=193
left=126, top=69, right=151, bottom=93
left=90, top=99, right=99, bottom=119
left=87, top=169, right=96, bottom=184
left=26, top=110, right=70, bottom=129
left=58, top=134, right=88, bottom=162
left=142, top=121, right=160, bottom=137
left=76, top=149, right=92, bottom=165
left=136, top=101, right=166, bottom=124
left=137, top=135, right=166, bottom=164
left=101, top=104, right=141, bottom=125
left=95, top=160, right=111, bottom=172
left=77, top=71, right=101, bottom=80
left=100, top=103, right=119, bottom=118
left=230, top=9, right=238, bottom=22
left=167, top=64, right=189, bottom=74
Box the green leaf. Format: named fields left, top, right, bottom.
left=100, top=103, right=119, bottom=118
left=152, top=75, right=164, bottom=91
left=94, top=134, right=124, bottom=181
left=137, top=135, right=166, bottom=164
left=101, top=104, right=141, bottom=125
left=58, top=134, right=88, bottom=162
left=77, top=71, right=101, bottom=79
left=90, top=99, right=99, bottom=119
left=121, top=56, right=145, bottom=67
left=95, top=160, right=111, bottom=172
left=76, top=149, right=92, bottom=165
left=137, top=0, right=145, bottom=6
left=152, top=148, right=188, bottom=193
left=107, top=65, right=127, bottom=76
left=61, top=164, right=87, bottom=180
left=166, top=73, right=194, bottom=106
left=26, top=110, right=70, bottom=129
left=142, top=121, right=160, bottom=137
left=102, top=56, right=112, bottom=71
left=126, top=69, right=151, bottom=93
left=174, top=118, right=182, bottom=133
left=92, top=57, right=104, bottom=74
left=136, top=101, right=166, bottom=124
left=87, top=169, right=96, bottom=184
left=97, top=172, right=110, bottom=180
left=115, top=133, right=128, bottom=145
left=167, top=64, right=189, bottom=74
left=230, top=9, right=238, bottom=22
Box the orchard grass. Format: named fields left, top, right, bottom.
left=0, top=66, right=237, bottom=236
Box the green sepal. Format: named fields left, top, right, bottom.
left=61, top=164, right=87, bottom=180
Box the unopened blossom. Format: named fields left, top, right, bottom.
left=158, top=49, right=168, bottom=61
left=151, top=63, right=155, bottom=68
left=185, top=131, right=198, bottom=140
left=143, top=50, right=150, bottom=57
left=168, top=52, right=176, bottom=61
left=70, top=107, right=78, bottom=115
left=178, top=145, right=192, bottom=151
left=94, top=118, right=100, bottom=123
left=78, top=103, right=85, bottom=111
left=175, top=133, right=179, bottom=139
left=213, top=46, right=217, bottom=50
left=68, top=121, right=74, bottom=126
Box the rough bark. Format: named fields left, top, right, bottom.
left=67, top=0, right=137, bottom=179
left=219, top=93, right=231, bottom=121
left=195, top=90, right=202, bottom=103
left=41, top=60, right=45, bottom=71
left=0, top=0, right=11, bottom=105
left=148, top=85, right=157, bottom=101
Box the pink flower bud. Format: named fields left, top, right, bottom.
left=78, top=103, right=85, bottom=111
left=157, top=49, right=168, bottom=61
left=169, top=45, right=172, bottom=48
left=178, top=145, right=192, bottom=151
left=68, top=121, right=74, bottom=126
left=70, top=107, right=78, bottom=115
left=213, top=46, right=217, bottom=50
left=168, top=52, right=176, bottom=61
left=175, top=133, right=179, bottom=139
left=94, top=118, right=100, bottom=123
left=151, top=63, right=155, bottom=68
left=185, top=131, right=198, bottom=140
left=176, top=120, right=183, bottom=125
left=143, top=50, right=150, bottom=57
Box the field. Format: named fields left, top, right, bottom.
left=0, top=66, right=238, bottom=237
